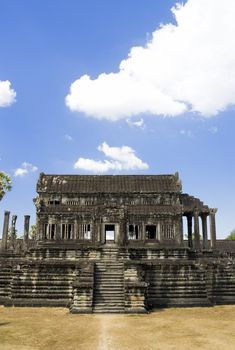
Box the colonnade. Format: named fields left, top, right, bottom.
left=1, top=211, right=30, bottom=251
left=1, top=209, right=218, bottom=251
left=184, top=208, right=217, bottom=250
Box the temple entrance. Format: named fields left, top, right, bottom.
left=105, top=224, right=115, bottom=242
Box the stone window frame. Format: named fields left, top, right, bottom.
left=128, top=224, right=139, bottom=240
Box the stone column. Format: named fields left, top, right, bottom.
left=10, top=215, right=17, bottom=241
left=201, top=214, right=208, bottom=249
left=56, top=221, right=61, bottom=240
left=100, top=222, right=105, bottom=244
left=2, top=211, right=10, bottom=251
left=117, top=220, right=125, bottom=245
left=23, top=215, right=30, bottom=250
left=74, top=218, right=78, bottom=240
left=38, top=217, right=44, bottom=240
left=46, top=222, right=49, bottom=240
left=80, top=221, right=84, bottom=240
left=96, top=220, right=101, bottom=243
left=177, top=216, right=184, bottom=245
left=187, top=214, right=193, bottom=249
left=193, top=209, right=200, bottom=250
left=142, top=223, right=146, bottom=241
left=210, top=208, right=217, bottom=249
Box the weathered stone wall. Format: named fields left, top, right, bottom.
left=0, top=246, right=235, bottom=312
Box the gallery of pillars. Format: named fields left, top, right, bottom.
left=184, top=208, right=217, bottom=250
left=1, top=210, right=30, bottom=251
left=1, top=209, right=218, bottom=251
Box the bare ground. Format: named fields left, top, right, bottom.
left=0, top=305, right=235, bottom=350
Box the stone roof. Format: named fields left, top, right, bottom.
left=180, top=193, right=210, bottom=213
left=37, top=173, right=182, bottom=194
left=216, top=240, right=235, bottom=254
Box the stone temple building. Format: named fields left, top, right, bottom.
left=0, top=172, right=235, bottom=313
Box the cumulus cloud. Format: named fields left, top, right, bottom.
left=66, top=0, right=235, bottom=120
left=74, top=142, right=149, bottom=173
left=14, top=162, right=38, bottom=177
left=208, top=126, right=218, bottom=134
left=0, top=80, right=16, bottom=107
left=64, top=134, right=74, bottom=141
left=126, top=118, right=145, bottom=129
left=180, top=129, right=193, bottom=137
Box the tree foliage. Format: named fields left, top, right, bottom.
left=29, top=224, right=37, bottom=239
left=0, top=171, right=12, bottom=200
left=226, top=229, right=235, bottom=240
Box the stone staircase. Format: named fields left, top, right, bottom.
left=93, top=246, right=125, bottom=313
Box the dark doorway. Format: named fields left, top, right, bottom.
left=146, top=225, right=156, bottom=239
left=105, top=224, right=115, bottom=241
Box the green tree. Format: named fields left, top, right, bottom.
left=29, top=224, right=37, bottom=239
left=226, top=229, right=235, bottom=240
left=0, top=171, right=12, bottom=200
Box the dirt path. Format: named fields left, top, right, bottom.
left=0, top=306, right=235, bottom=350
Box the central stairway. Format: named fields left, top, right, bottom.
left=93, top=246, right=125, bottom=313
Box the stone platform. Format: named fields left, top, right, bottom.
left=0, top=244, right=235, bottom=313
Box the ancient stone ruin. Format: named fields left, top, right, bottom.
left=0, top=172, right=235, bottom=313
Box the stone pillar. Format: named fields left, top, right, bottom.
left=10, top=215, right=17, bottom=241
left=56, top=222, right=61, bottom=240
left=23, top=215, right=30, bottom=250
left=201, top=214, right=208, bottom=249
left=210, top=208, right=217, bottom=249
left=187, top=214, right=193, bottom=249
left=80, top=221, right=84, bottom=240
left=96, top=220, right=101, bottom=243
left=177, top=216, right=184, bottom=245
left=74, top=218, right=78, bottom=240
left=193, top=209, right=200, bottom=250
left=142, top=223, right=146, bottom=241
left=2, top=211, right=10, bottom=251
left=38, top=218, right=44, bottom=240
left=100, top=222, right=105, bottom=244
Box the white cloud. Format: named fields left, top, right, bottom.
left=74, top=142, right=149, bottom=173
left=64, top=134, right=74, bottom=141
left=180, top=129, right=193, bottom=137
left=66, top=0, right=235, bottom=120
left=14, top=162, right=38, bottom=177
left=208, top=126, right=218, bottom=134
left=0, top=80, right=16, bottom=107
left=126, top=118, right=145, bottom=129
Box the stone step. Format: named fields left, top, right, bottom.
left=94, top=299, right=124, bottom=303
left=94, top=284, right=123, bottom=287
left=94, top=291, right=124, bottom=295
left=95, top=271, right=123, bottom=274
left=148, top=292, right=208, bottom=297
left=94, top=288, right=124, bottom=296
left=11, top=293, right=72, bottom=298
left=12, top=281, right=74, bottom=286
left=9, top=298, right=70, bottom=307
left=11, top=288, right=73, bottom=293
left=93, top=309, right=125, bottom=313
left=95, top=264, right=124, bottom=267
left=94, top=300, right=125, bottom=305
left=94, top=279, right=123, bottom=283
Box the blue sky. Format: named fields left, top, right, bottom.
left=0, top=0, right=235, bottom=238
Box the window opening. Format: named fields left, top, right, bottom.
left=128, top=225, right=139, bottom=239
left=83, top=224, right=91, bottom=239
left=105, top=224, right=115, bottom=240
left=146, top=225, right=156, bottom=239
left=51, top=224, right=55, bottom=239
